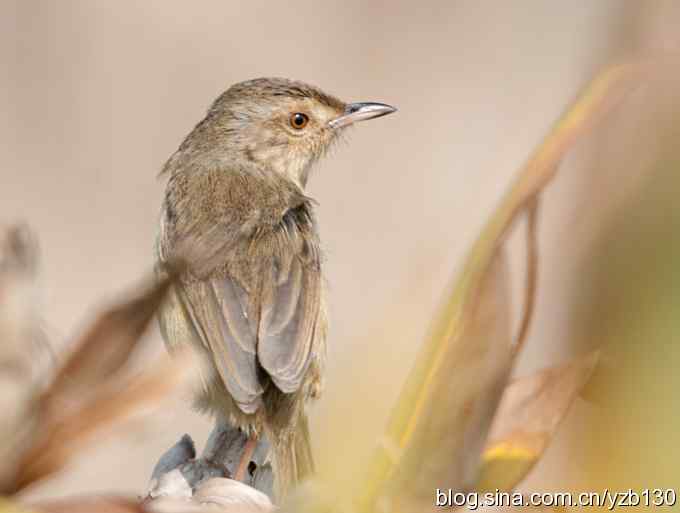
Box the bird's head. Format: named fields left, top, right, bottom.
left=179, top=78, right=396, bottom=187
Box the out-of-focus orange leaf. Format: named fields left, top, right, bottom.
left=476, top=352, right=599, bottom=492
left=12, top=348, right=193, bottom=493
left=0, top=224, right=42, bottom=379
left=0, top=224, right=40, bottom=352
left=32, top=496, right=145, bottom=513
left=0, top=225, right=43, bottom=492
left=0, top=225, right=195, bottom=496
left=0, top=497, right=38, bottom=513
left=41, top=272, right=177, bottom=411
left=6, top=265, right=193, bottom=493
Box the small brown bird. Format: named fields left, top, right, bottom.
left=156, top=78, right=395, bottom=497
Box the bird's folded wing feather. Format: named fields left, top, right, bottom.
left=176, top=275, right=263, bottom=413
left=257, top=245, right=321, bottom=394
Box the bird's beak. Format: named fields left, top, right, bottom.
left=328, top=102, right=397, bottom=129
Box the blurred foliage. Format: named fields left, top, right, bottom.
left=0, top=497, right=35, bottom=513
left=353, top=61, right=650, bottom=513
left=0, top=224, right=192, bottom=510
left=578, top=129, right=680, bottom=500
left=477, top=353, right=598, bottom=493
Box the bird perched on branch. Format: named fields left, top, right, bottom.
left=156, top=77, right=395, bottom=499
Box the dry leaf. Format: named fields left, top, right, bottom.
left=31, top=496, right=145, bottom=513
left=41, top=272, right=176, bottom=412
left=12, top=349, right=193, bottom=493
left=8, top=266, right=192, bottom=493
left=0, top=225, right=43, bottom=491
left=0, top=224, right=41, bottom=368
left=0, top=224, right=197, bottom=496
left=476, top=352, right=599, bottom=492
left=0, top=497, right=40, bottom=513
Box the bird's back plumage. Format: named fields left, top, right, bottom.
left=157, top=163, right=326, bottom=497
left=158, top=163, right=327, bottom=413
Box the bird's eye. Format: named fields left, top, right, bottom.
left=290, top=112, right=309, bottom=129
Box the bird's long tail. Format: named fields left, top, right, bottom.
left=270, top=414, right=315, bottom=501
left=294, top=413, right=315, bottom=478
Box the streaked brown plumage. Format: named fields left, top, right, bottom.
left=155, top=78, right=395, bottom=499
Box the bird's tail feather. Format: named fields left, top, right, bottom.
left=294, top=414, right=315, bottom=478
left=270, top=414, right=315, bottom=501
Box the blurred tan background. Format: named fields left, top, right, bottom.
left=2, top=0, right=679, bottom=501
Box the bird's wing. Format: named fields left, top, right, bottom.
left=158, top=168, right=267, bottom=413
left=168, top=215, right=323, bottom=412
left=257, top=224, right=323, bottom=394
left=159, top=168, right=322, bottom=413
left=176, top=275, right=263, bottom=413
